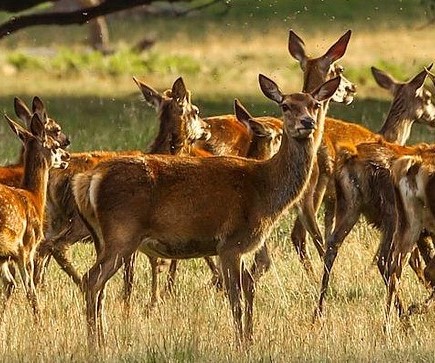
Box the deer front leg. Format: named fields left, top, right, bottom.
left=242, top=261, right=255, bottom=344
left=219, top=248, right=243, bottom=347
left=122, top=252, right=137, bottom=313
left=314, top=190, right=360, bottom=320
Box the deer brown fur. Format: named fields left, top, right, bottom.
left=286, top=30, right=435, bottom=279
left=313, top=66, right=435, bottom=319
left=34, top=77, right=211, bottom=291
left=384, top=71, right=435, bottom=326
left=0, top=112, right=69, bottom=318
left=72, top=76, right=340, bottom=347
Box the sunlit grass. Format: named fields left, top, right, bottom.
left=0, top=2, right=434, bottom=360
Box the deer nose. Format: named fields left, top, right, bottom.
left=301, top=117, right=315, bottom=129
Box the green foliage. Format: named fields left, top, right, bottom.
left=6, top=47, right=202, bottom=77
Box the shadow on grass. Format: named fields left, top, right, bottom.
left=1, top=93, right=434, bottom=163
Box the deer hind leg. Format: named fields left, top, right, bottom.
left=203, top=257, right=223, bottom=290
left=51, top=217, right=92, bottom=289
left=83, top=239, right=140, bottom=348
left=219, top=248, right=243, bottom=347
left=385, top=250, right=409, bottom=336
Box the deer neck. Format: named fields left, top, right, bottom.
left=261, top=112, right=324, bottom=218
left=378, top=100, right=413, bottom=145
left=21, top=141, right=50, bottom=216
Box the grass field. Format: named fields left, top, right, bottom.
left=0, top=1, right=434, bottom=361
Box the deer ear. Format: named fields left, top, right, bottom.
left=29, top=112, right=46, bottom=138
left=426, top=66, right=435, bottom=85
left=288, top=29, right=307, bottom=65
left=14, top=97, right=33, bottom=127
left=323, top=30, right=351, bottom=62
left=258, top=74, right=284, bottom=104
left=312, top=76, right=341, bottom=102
left=32, top=96, right=45, bottom=114
left=171, top=77, right=188, bottom=102
left=133, top=77, right=163, bottom=110
left=371, top=66, right=398, bottom=93
left=5, top=114, right=33, bottom=143
left=408, top=67, right=429, bottom=91
left=234, top=99, right=253, bottom=124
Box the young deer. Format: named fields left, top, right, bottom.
left=0, top=113, right=69, bottom=318
left=286, top=30, right=435, bottom=279
left=314, top=66, right=435, bottom=320
left=0, top=96, right=70, bottom=188
left=34, top=77, right=211, bottom=290
left=72, top=76, right=340, bottom=347
left=385, top=70, right=435, bottom=327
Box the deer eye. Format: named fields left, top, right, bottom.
left=281, top=104, right=290, bottom=112
left=337, top=65, right=344, bottom=74
left=314, top=102, right=322, bottom=109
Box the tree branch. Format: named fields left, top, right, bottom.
left=0, top=0, right=180, bottom=39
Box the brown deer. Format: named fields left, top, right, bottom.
left=34, top=77, right=284, bottom=310
left=0, top=112, right=69, bottom=318
left=34, top=77, right=211, bottom=290
left=314, top=66, right=435, bottom=320
left=0, top=96, right=70, bottom=188
left=71, top=76, right=340, bottom=347
left=286, top=30, right=435, bottom=279
left=384, top=69, right=435, bottom=329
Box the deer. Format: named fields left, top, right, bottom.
left=71, top=75, right=340, bottom=348
left=313, top=65, right=435, bottom=320
left=384, top=70, right=435, bottom=330
left=283, top=30, right=435, bottom=280
left=0, top=96, right=70, bottom=188
left=33, top=76, right=211, bottom=289
left=0, top=112, right=69, bottom=319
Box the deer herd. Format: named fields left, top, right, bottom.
left=0, top=29, right=435, bottom=349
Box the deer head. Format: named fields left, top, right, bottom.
left=5, top=113, right=70, bottom=170
left=258, top=74, right=341, bottom=139
left=14, top=96, right=70, bottom=149
left=234, top=99, right=282, bottom=158
left=372, top=64, right=435, bottom=127
left=134, top=76, right=210, bottom=154
left=288, top=29, right=356, bottom=105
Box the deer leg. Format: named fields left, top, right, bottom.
left=51, top=218, right=92, bottom=288
left=315, top=187, right=360, bottom=320
left=17, top=253, right=39, bottom=319
left=219, top=248, right=243, bottom=346
left=408, top=249, right=427, bottom=286
left=242, top=261, right=255, bottom=344
left=122, top=252, right=137, bottom=313
left=83, top=241, right=139, bottom=348
left=147, top=256, right=161, bottom=310
left=385, top=251, right=409, bottom=335
left=165, top=259, right=178, bottom=296
left=0, top=262, right=17, bottom=320
left=251, top=243, right=271, bottom=282
left=204, top=256, right=223, bottom=290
